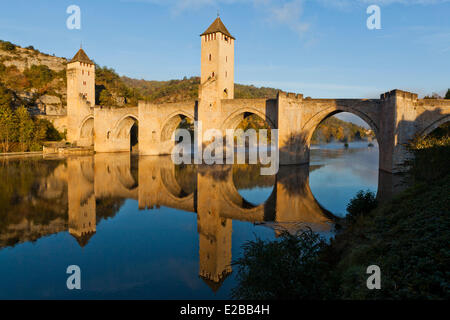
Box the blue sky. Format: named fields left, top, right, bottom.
left=1, top=0, right=449, bottom=100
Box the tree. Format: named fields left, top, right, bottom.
left=0, top=104, right=17, bottom=152
left=30, top=119, right=49, bottom=151
left=15, top=106, right=34, bottom=152
left=445, top=89, right=450, bottom=99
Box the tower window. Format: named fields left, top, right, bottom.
left=88, top=71, right=90, bottom=76
left=225, top=71, right=227, bottom=78
left=212, top=72, right=215, bottom=77
left=82, top=70, right=84, bottom=75
left=226, top=56, right=227, bottom=62
left=209, top=54, right=211, bottom=61
left=83, top=81, right=86, bottom=85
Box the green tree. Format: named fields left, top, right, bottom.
left=30, top=119, right=49, bottom=151
left=445, top=89, right=450, bottom=99
left=23, top=65, right=55, bottom=88
left=0, top=104, right=17, bottom=152
left=99, top=89, right=114, bottom=106
left=15, top=106, right=34, bottom=151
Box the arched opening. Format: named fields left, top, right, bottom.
left=410, top=120, right=449, bottom=182
left=418, top=118, right=450, bottom=141
left=79, top=117, right=94, bottom=147
left=130, top=122, right=138, bottom=153
left=308, top=112, right=379, bottom=217
left=235, top=112, right=272, bottom=148
left=222, top=110, right=275, bottom=165
left=114, top=115, right=139, bottom=153
left=160, top=113, right=195, bottom=155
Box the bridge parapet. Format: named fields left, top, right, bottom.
left=381, top=89, right=418, bottom=101
left=277, top=91, right=304, bottom=100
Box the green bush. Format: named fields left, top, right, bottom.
left=346, top=190, right=378, bottom=222
left=231, top=230, right=332, bottom=300
left=1, top=41, right=16, bottom=51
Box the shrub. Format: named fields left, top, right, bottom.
left=1, top=41, right=16, bottom=51
left=231, top=229, right=332, bottom=300
left=346, top=190, right=377, bottom=222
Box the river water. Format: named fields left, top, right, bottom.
left=0, top=141, right=379, bottom=299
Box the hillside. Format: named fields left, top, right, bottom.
left=0, top=40, right=67, bottom=115
left=0, top=40, right=281, bottom=111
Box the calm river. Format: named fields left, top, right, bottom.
left=0, top=141, right=379, bottom=299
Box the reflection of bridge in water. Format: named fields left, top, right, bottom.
left=66, top=153, right=338, bottom=290
left=0, top=153, right=399, bottom=292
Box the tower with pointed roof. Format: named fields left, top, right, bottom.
left=66, top=48, right=96, bottom=145
left=200, top=16, right=235, bottom=101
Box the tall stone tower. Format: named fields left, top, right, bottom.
left=67, top=48, right=95, bottom=146
left=199, top=16, right=235, bottom=101
left=197, top=17, right=235, bottom=152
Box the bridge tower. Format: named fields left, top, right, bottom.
left=200, top=16, right=235, bottom=101
left=197, top=16, right=235, bottom=154
left=67, top=48, right=96, bottom=146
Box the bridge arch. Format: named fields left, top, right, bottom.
left=160, top=111, right=195, bottom=155
left=112, top=114, right=139, bottom=139
left=111, top=114, right=139, bottom=152
left=302, top=104, right=380, bottom=146
left=161, top=111, right=195, bottom=141
left=78, top=116, right=94, bottom=146
left=221, top=108, right=277, bottom=131
left=418, top=114, right=450, bottom=138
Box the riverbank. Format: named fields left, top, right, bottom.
left=231, top=135, right=449, bottom=300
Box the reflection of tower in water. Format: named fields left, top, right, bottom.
left=197, top=168, right=233, bottom=292
left=67, top=157, right=97, bottom=247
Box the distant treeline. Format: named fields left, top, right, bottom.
left=312, top=116, right=374, bottom=144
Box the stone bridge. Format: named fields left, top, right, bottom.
left=71, top=90, right=450, bottom=173
left=64, top=17, right=450, bottom=174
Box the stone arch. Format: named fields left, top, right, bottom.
left=161, top=111, right=195, bottom=141
left=221, top=108, right=277, bottom=131
left=112, top=114, right=139, bottom=139
left=302, top=104, right=380, bottom=146
left=417, top=114, right=450, bottom=138
left=78, top=116, right=94, bottom=147
left=160, top=111, right=195, bottom=155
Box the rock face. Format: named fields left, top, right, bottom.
left=36, top=94, right=65, bottom=115
left=1, top=44, right=68, bottom=118
left=0, top=46, right=66, bottom=72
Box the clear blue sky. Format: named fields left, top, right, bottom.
left=1, top=0, right=449, bottom=100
